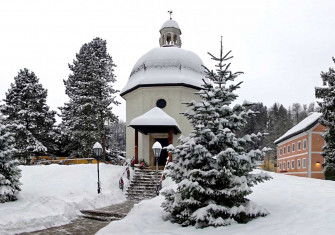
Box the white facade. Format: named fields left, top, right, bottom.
left=121, top=18, right=205, bottom=166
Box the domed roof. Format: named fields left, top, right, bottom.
left=160, top=19, right=180, bottom=31
left=120, top=47, right=205, bottom=96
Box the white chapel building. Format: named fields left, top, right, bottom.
left=120, top=18, right=205, bottom=167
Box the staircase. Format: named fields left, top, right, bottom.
left=126, top=168, right=162, bottom=201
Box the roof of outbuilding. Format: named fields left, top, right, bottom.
left=274, top=112, right=322, bottom=144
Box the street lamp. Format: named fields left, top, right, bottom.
left=93, top=142, right=102, bottom=194
left=152, top=141, right=162, bottom=172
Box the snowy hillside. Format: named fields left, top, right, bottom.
left=98, top=171, right=335, bottom=235
left=0, top=164, right=126, bottom=234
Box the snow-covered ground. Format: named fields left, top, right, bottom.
left=0, top=164, right=127, bottom=234
left=98, top=171, right=335, bottom=235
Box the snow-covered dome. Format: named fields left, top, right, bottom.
left=120, top=47, right=205, bottom=96
left=160, top=19, right=180, bottom=31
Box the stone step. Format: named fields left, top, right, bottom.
left=127, top=188, right=157, bottom=193
left=80, top=214, right=120, bottom=222
left=80, top=210, right=126, bottom=218
left=126, top=195, right=155, bottom=201
left=127, top=188, right=158, bottom=192
left=133, top=176, right=161, bottom=180
left=131, top=180, right=160, bottom=184
left=127, top=184, right=157, bottom=190
left=126, top=191, right=157, bottom=196
left=130, top=182, right=160, bottom=185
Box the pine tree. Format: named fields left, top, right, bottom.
left=61, top=38, right=119, bottom=157
left=1, top=69, right=56, bottom=163
left=239, top=102, right=268, bottom=149
left=315, top=57, right=335, bottom=180
left=0, top=122, right=21, bottom=203
left=162, top=39, right=270, bottom=228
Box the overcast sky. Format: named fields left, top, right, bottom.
left=1, top=0, right=334, bottom=121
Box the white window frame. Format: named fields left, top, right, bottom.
left=302, top=158, right=306, bottom=168
left=287, top=161, right=290, bottom=169
left=287, top=145, right=291, bottom=153
left=291, top=160, right=295, bottom=169
left=303, top=139, right=307, bottom=150
left=283, top=162, right=286, bottom=170
left=298, top=141, right=302, bottom=150
left=297, top=159, right=301, bottom=169
left=292, top=143, right=295, bottom=152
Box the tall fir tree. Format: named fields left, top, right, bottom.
left=1, top=69, right=56, bottom=163
left=0, top=121, right=21, bottom=203
left=162, top=39, right=270, bottom=228
left=239, top=102, right=268, bottom=149
left=315, top=57, right=335, bottom=180
left=61, top=38, right=119, bottom=157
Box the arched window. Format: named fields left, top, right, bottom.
left=166, top=33, right=171, bottom=44
left=173, top=34, right=177, bottom=44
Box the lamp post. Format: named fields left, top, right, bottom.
left=93, top=142, right=103, bottom=194
left=152, top=141, right=162, bottom=172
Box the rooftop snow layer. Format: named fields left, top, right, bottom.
left=121, top=47, right=205, bottom=96
left=274, top=112, right=322, bottom=144
left=160, top=19, right=180, bottom=30
left=129, top=107, right=180, bottom=128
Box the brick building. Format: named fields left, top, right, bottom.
left=274, top=112, right=325, bottom=179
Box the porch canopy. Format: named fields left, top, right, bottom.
left=129, top=107, right=181, bottom=164
left=129, top=107, right=181, bottom=134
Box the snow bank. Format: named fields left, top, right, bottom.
left=0, top=164, right=126, bottom=234
left=98, top=171, right=335, bottom=235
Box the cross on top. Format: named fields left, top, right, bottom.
left=168, top=10, right=173, bottom=20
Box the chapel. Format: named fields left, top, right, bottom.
left=120, top=16, right=205, bottom=167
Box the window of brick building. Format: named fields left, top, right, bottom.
left=287, top=161, right=290, bottom=169
left=303, top=139, right=307, bottom=150
left=298, top=141, right=301, bottom=150
left=284, top=147, right=286, bottom=154
left=297, top=159, right=301, bottom=169
left=292, top=143, right=295, bottom=152
left=291, top=160, right=295, bottom=169
left=288, top=145, right=291, bottom=153
left=302, top=158, right=306, bottom=168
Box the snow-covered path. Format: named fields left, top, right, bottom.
left=0, top=164, right=126, bottom=234
left=98, top=171, right=335, bottom=235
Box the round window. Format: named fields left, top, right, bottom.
left=156, top=99, right=167, bottom=108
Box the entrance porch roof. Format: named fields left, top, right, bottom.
left=129, top=107, right=181, bottom=134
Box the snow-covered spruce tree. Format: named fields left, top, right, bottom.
left=61, top=38, right=119, bottom=157
left=0, top=122, right=21, bottom=203
left=315, top=57, right=335, bottom=180
left=1, top=69, right=56, bottom=164
left=162, top=39, right=270, bottom=228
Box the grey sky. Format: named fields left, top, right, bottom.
left=1, top=0, right=334, bottom=121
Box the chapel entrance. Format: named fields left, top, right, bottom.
left=154, top=138, right=169, bottom=166
left=128, top=107, right=181, bottom=166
